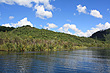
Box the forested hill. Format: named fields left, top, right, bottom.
left=90, top=28, right=110, bottom=42
left=0, top=26, right=109, bottom=51
left=0, top=26, right=15, bottom=32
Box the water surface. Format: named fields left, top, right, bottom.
left=0, top=49, right=110, bottom=73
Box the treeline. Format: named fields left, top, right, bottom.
left=0, top=26, right=15, bottom=32
left=0, top=26, right=110, bottom=51
left=90, top=28, right=110, bottom=42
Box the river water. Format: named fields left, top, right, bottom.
left=0, top=49, right=110, bottom=73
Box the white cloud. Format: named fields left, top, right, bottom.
left=63, top=24, right=70, bottom=32
left=75, top=22, right=110, bottom=37
left=58, top=24, right=78, bottom=35
left=2, top=23, right=11, bottom=27
left=81, top=22, right=110, bottom=37
left=44, top=26, right=49, bottom=29
left=77, top=4, right=87, bottom=14
left=58, top=27, right=63, bottom=32
left=0, top=0, right=33, bottom=8
left=47, top=23, right=57, bottom=28
left=34, top=5, right=52, bottom=19
left=12, top=17, right=33, bottom=27
left=44, top=23, right=57, bottom=29
left=58, top=22, right=110, bottom=37
left=45, top=4, right=54, bottom=10
left=0, top=0, right=54, bottom=19
left=96, top=22, right=110, bottom=30
left=90, top=10, right=103, bottom=18
left=9, top=16, right=14, bottom=20
left=76, top=5, right=103, bottom=19
left=63, top=24, right=78, bottom=32
left=0, top=0, right=54, bottom=8
left=2, top=17, right=33, bottom=27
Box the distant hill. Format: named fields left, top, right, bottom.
left=90, top=28, right=110, bottom=42
left=0, top=26, right=109, bottom=51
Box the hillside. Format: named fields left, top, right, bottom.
left=0, top=26, right=109, bottom=51
left=90, top=28, right=110, bottom=42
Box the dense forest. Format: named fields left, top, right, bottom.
left=0, top=25, right=110, bottom=51
left=90, top=28, right=110, bottom=43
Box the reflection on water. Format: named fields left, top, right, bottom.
left=0, top=49, right=110, bottom=73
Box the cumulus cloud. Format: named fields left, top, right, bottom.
left=63, top=24, right=78, bottom=32
left=44, top=23, right=57, bottom=29
left=2, top=23, right=11, bottom=27
left=77, top=4, right=87, bottom=14
left=9, top=16, right=14, bottom=20
left=11, top=17, right=33, bottom=27
left=45, top=4, right=53, bottom=10
left=63, top=24, right=70, bottom=32
left=58, top=24, right=78, bottom=35
left=34, top=5, right=52, bottom=19
left=76, top=4, right=103, bottom=19
left=0, top=0, right=54, bottom=19
left=0, top=0, right=33, bottom=8
left=90, top=10, right=103, bottom=18
left=2, top=17, right=33, bottom=27
left=78, top=22, right=110, bottom=37
left=58, top=27, right=63, bottom=32
left=96, top=22, right=110, bottom=30
left=58, top=22, right=110, bottom=37
left=0, top=0, right=54, bottom=9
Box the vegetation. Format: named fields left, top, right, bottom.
left=90, top=28, right=110, bottom=43
left=0, top=25, right=110, bottom=51
left=0, top=26, right=15, bottom=32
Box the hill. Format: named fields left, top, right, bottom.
left=90, top=28, right=110, bottom=42
left=0, top=26, right=109, bottom=51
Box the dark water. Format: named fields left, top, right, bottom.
left=0, top=49, right=110, bottom=73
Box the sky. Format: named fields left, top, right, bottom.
left=0, top=0, right=110, bottom=37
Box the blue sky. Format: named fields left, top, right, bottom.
left=0, top=0, right=110, bottom=37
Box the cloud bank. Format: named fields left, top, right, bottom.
left=58, top=22, right=110, bottom=37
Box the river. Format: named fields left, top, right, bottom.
left=0, top=49, right=110, bottom=73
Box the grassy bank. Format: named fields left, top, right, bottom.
left=0, top=26, right=110, bottom=52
